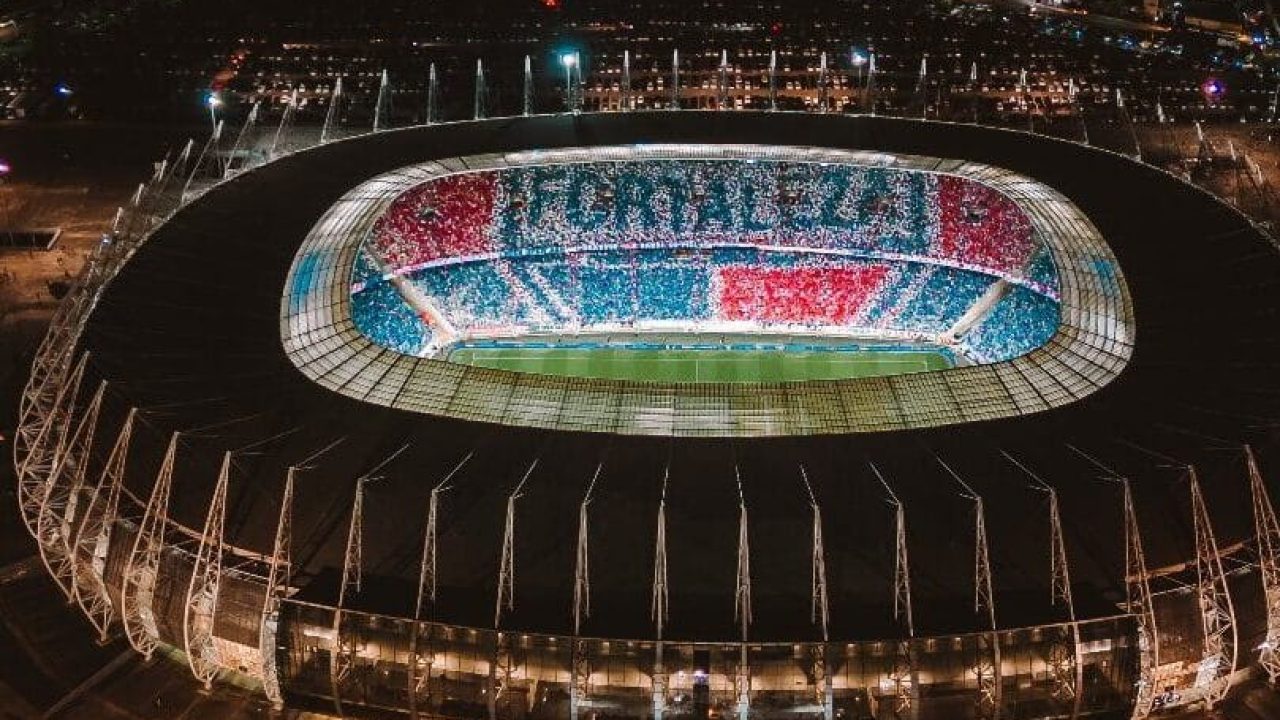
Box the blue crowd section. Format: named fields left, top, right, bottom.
left=351, top=248, right=383, bottom=289
left=509, top=259, right=574, bottom=324
left=637, top=263, right=709, bottom=320
left=578, top=263, right=636, bottom=324
left=349, top=279, right=431, bottom=355
left=894, top=267, right=993, bottom=332
left=959, top=284, right=1062, bottom=362
left=349, top=245, right=1063, bottom=365
left=286, top=251, right=325, bottom=316
left=1024, top=244, right=1060, bottom=291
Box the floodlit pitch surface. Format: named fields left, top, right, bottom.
left=446, top=347, right=952, bottom=383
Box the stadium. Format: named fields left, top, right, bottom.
left=10, top=110, right=1280, bottom=720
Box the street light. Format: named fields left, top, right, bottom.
left=562, top=52, right=578, bottom=112
left=0, top=159, right=11, bottom=245
left=851, top=50, right=868, bottom=87
left=205, top=92, right=223, bottom=134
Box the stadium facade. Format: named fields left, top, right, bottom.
left=11, top=111, right=1280, bottom=720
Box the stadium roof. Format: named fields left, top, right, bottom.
left=78, top=112, right=1280, bottom=640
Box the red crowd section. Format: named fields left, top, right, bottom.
left=717, top=264, right=893, bottom=325
left=935, top=175, right=1035, bottom=274
left=372, top=173, right=498, bottom=269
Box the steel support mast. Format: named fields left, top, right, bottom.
left=121, top=432, right=180, bottom=660
left=184, top=452, right=232, bottom=688
left=1124, top=480, right=1160, bottom=718
left=1247, top=446, right=1280, bottom=684
left=491, top=460, right=536, bottom=720
left=1189, top=467, right=1238, bottom=709
left=1004, top=452, right=1081, bottom=714
left=939, top=458, right=999, bottom=720
left=872, top=463, right=919, bottom=720
left=320, top=77, right=343, bottom=144
left=570, top=462, right=602, bottom=720
left=70, top=408, right=138, bottom=642
left=330, top=478, right=364, bottom=719
left=733, top=467, right=752, bottom=720
left=801, top=467, right=833, bottom=720
left=260, top=467, right=295, bottom=709
left=409, top=452, right=471, bottom=719
left=18, top=352, right=88, bottom=538
left=36, top=380, right=105, bottom=600
left=1045, top=488, right=1082, bottom=715
left=652, top=468, right=671, bottom=720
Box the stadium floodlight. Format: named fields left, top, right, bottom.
left=205, top=92, right=222, bottom=134
left=55, top=83, right=73, bottom=97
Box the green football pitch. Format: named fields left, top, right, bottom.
left=447, top=346, right=952, bottom=383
